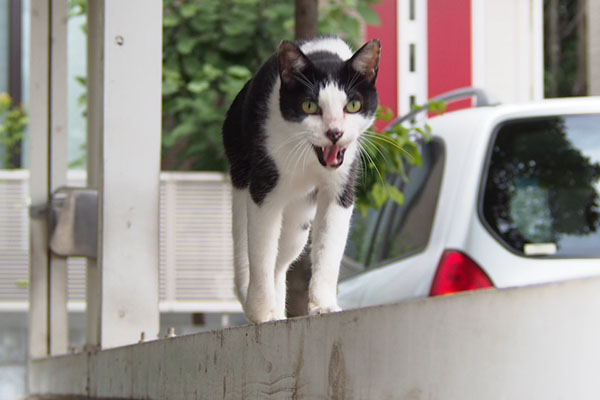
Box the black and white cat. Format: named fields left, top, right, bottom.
left=222, top=37, right=380, bottom=323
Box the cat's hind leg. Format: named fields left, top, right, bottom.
left=231, top=188, right=250, bottom=305
left=274, top=194, right=317, bottom=319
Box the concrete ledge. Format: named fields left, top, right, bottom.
left=30, top=276, right=600, bottom=399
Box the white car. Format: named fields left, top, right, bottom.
left=338, top=92, right=600, bottom=309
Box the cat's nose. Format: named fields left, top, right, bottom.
left=326, top=129, right=343, bottom=144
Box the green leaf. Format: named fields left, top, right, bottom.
left=0, top=93, right=11, bottom=109
left=202, top=64, right=223, bottom=81
left=182, top=56, right=202, bottom=77
left=370, top=182, right=388, bottom=208
left=376, top=105, right=394, bottom=123
left=387, top=185, right=404, bottom=206
left=428, top=100, right=447, bottom=114
left=340, top=15, right=361, bottom=39
left=187, top=80, right=210, bottom=94
left=179, top=3, right=199, bottom=18
left=163, top=13, right=180, bottom=28
left=226, top=65, right=251, bottom=79
left=357, top=4, right=380, bottom=26
left=176, top=37, right=198, bottom=55
left=223, top=22, right=255, bottom=36
left=162, top=81, right=180, bottom=96
left=219, top=37, right=252, bottom=54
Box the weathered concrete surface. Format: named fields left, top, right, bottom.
left=31, top=276, right=600, bottom=399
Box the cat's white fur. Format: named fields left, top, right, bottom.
left=300, top=37, right=354, bottom=60
left=233, top=38, right=375, bottom=323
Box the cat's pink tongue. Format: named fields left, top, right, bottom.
left=323, top=145, right=340, bottom=167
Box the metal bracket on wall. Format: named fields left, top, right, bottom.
left=30, top=188, right=98, bottom=258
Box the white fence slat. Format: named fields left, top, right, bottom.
left=0, top=170, right=238, bottom=310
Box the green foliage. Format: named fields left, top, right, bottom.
left=354, top=102, right=444, bottom=216
left=162, top=0, right=295, bottom=170
left=0, top=93, right=27, bottom=169
left=68, top=0, right=86, bottom=19
left=543, top=0, right=586, bottom=96
left=162, top=0, right=379, bottom=171
left=318, top=0, right=380, bottom=49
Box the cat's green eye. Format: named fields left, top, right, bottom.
left=345, top=100, right=362, bottom=113
left=302, top=100, right=319, bottom=114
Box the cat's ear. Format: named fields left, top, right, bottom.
left=278, top=41, right=312, bottom=89
left=347, top=39, right=381, bottom=84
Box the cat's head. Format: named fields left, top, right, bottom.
left=278, top=38, right=380, bottom=169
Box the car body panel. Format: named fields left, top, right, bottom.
left=338, top=97, right=600, bottom=309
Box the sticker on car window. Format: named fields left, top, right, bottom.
left=524, top=243, right=557, bottom=256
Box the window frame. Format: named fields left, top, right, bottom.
left=345, top=136, right=446, bottom=272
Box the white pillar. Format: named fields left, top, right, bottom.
left=28, top=0, right=70, bottom=359
left=588, top=0, right=600, bottom=95
left=397, top=0, right=427, bottom=116
left=49, top=0, right=69, bottom=356
left=471, top=0, right=544, bottom=102
left=86, top=0, right=162, bottom=349
left=28, top=0, right=51, bottom=359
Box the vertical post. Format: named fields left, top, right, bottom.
left=49, top=0, right=69, bottom=356
left=589, top=0, right=600, bottom=95
left=531, top=0, right=544, bottom=100
left=28, top=0, right=70, bottom=358
left=8, top=0, right=23, bottom=106
left=28, top=0, right=50, bottom=359
left=85, top=0, right=104, bottom=349
left=87, top=0, right=162, bottom=349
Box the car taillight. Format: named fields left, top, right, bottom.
left=429, top=250, right=494, bottom=296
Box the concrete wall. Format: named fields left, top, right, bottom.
left=30, top=276, right=600, bottom=399
left=0, top=314, right=27, bottom=400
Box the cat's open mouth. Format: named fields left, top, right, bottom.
left=314, top=145, right=346, bottom=168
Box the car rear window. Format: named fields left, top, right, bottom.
left=481, top=114, right=600, bottom=257
left=344, top=138, right=445, bottom=273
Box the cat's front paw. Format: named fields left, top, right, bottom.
left=308, top=301, right=342, bottom=316
left=244, top=286, right=281, bottom=324
left=245, top=308, right=277, bottom=324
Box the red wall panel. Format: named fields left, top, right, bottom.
left=366, top=0, right=398, bottom=130
left=427, top=0, right=472, bottom=110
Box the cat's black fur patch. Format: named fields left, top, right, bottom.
left=338, top=158, right=359, bottom=208
left=222, top=55, right=279, bottom=194
left=249, top=155, right=279, bottom=205
left=308, top=187, right=319, bottom=203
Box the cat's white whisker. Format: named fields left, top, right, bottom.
left=346, top=70, right=363, bottom=91
left=257, top=131, right=306, bottom=168
left=362, top=131, right=415, bottom=161
left=360, top=135, right=394, bottom=170
left=293, top=71, right=315, bottom=91
left=301, top=141, right=313, bottom=172
left=289, top=138, right=309, bottom=173
left=358, top=137, right=386, bottom=188
left=356, top=144, right=370, bottom=188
